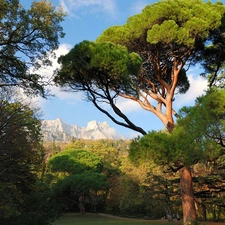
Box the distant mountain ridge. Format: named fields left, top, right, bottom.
left=41, top=118, right=125, bottom=141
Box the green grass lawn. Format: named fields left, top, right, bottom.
left=52, top=213, right=182, bottom=225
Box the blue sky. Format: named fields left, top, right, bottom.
left=21, top=0, right=215, bottom=138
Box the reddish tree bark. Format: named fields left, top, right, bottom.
left=179, top=167, right=196, bottom=223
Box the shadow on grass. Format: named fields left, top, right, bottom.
left=52, top=213, right=182, bottom=225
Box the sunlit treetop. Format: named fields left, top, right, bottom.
left=97, top=0, right=224, bottom=48
left=55, top=40, right=142, bottom=95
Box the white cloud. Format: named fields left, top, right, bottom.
left=59, top=0, right=117, bottom=19
left=115, top=98, right=142, bottom=113
left=30, top=43, right=83, bottom=108
left=174, top=73, right=208, bottom=108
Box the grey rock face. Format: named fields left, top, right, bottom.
left=41, top=118, right=125, bottom=141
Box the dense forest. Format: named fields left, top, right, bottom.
left=0, top=0, right=225, bottom=225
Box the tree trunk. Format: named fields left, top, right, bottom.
left=179, top=166, right=196, bottom=223
left=79, top=192, right=85, bottom=214
left=164, top=184, right=173, bottom=222
left=212, top=205, right=216, bottom=221
left=164, top=204, right=173, bottom=222
left=202, top=204, right=207, bottom=221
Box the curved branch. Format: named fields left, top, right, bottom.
left=89, top=92, right=147, bottom=135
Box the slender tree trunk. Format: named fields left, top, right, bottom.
left=218, top=206, right=221, bottom=221
left=179, top=166, right=196, bottom=223
left=164, top=184, right=173, bottom=222
left=79, top=192, right=85, bottom=214
left=212, top=205, right=216, bottom=221
left=202, top=204, right=207, bottom=221
left=40, top=160, right=46, bottom=182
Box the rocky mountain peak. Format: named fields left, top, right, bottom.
left=86, top=120, right=98, bottom=130
left=41, top=118, right=125, bottom=142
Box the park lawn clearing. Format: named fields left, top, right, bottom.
left=52, top=213, right=225, bottom=225
left=52, top=213, right=182, bottom=225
